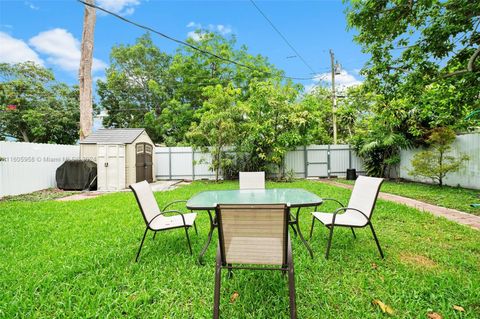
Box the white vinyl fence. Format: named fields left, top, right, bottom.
left=2, top=135, right=477, bottom=197
left=0, top=142, right=80, bottom=197
left=155, top=145, right=365, bottom=180
left=399, top=133, right=480, bottom=190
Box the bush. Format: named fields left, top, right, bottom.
left=408, top=128, right=469, bottom=186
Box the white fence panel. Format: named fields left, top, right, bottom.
left=399, top=133, right=480, bottom=189
left=0, top=142, right=80, bottom=197
left=193, top=151, right=216, bottom=180
left=155, top=145, right=364, bottom=180
left=284, top=147, right=305, bottom=178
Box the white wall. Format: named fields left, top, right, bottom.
left=0, top=142, right=80, bottom=197
left=399, top=133, right=480, bottom=190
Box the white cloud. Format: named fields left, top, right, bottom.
left=29, top=28, right=107, bottom=73
left=96, top=0, right=140, bottom=16
left=186, top=21, right=233, bottom=40
left=0, top=32, right=44, bottom=65
left=186, top=21, right=201, bottom=28
left=187, top=30, right=208, bottom=42
left=25, top=1, right=39, bottom=10
left=304, top=70, right=362, bottom=94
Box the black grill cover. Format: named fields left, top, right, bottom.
left=56, top=160, right=97, bottom=190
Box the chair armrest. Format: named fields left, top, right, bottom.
left=147, top=213, right=165, bottom=228
left=162, top=200, right=187, bottom=212
left=322, top=198, right=345, bottom=208
left=331, top=207, right=369, bottom=225
left=162, top=209, right=188, bottom=226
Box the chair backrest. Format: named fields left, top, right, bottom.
left=216, top=204, right=288, bottom=266
left=239, top=171, right=265, bottom=189
left=347, top=176, right=384, bottom=219
left=129, top=180, right=162, bottom=225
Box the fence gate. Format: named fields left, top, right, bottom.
left=304, top=145, right=359, bottom=178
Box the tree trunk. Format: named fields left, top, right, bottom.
left=20, top=130, right=29, bottom=142
left=79, top=0, right=96, bottom=141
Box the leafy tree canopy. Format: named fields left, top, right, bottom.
left=98, top=32, right=283, bottom=146
left=0, top=62, right=80, bottom=144
left=345, top=0, right=480, bottom=135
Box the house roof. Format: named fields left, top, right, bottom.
left=80, top=128, right=145, bottom=144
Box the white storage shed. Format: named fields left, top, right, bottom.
left=80, top=128, right=155, bottom=191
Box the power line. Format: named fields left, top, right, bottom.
left=249, top=0, right=318, bottom=75
left=77, top=0, right=316, bottom=81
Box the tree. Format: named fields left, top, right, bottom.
left=98, top=34, right=174, bottom=143
left=79, top=0, right=96, bottom=140
left=99, top=31, right=284, bottom=145
left=0, top=62, right=80, bottom=144
left=345, top=0, right=480, bottom=135
left=409, top=127, right=469, bottom=186
left=236, top=80, right=310, bottom=177
left=187, top=84, right=242, bottom=181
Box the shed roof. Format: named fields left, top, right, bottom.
left=80, top=128, right=146, bottom=144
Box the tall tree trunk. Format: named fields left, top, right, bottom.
left=79, top=0, right=96, bottom=141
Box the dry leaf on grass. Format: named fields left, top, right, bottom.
left=372, top=263, right=378, bottom=270
left=230, top=291, right=239, bottom=303
left=453, top=305, right=465, bottom=312
left=427, top=312, right=442, bottom=319
left=372, top=299, right=394, bottom=315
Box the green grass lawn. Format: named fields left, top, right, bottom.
left=1, top=180, right=479, bottom=318
left=334, top=179, right=480, bottom=216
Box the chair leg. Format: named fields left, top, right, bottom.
left=213, top=247, right=222, bottom=319
left=350, top=227, right=356, bottom=239
left=227, top=264, right=233, bottom=279
left=289, top=223, right=298, bottom=237
left=135, top=227, right=149, bottom=262
left=325, top=225, right=335, bottom=259
left=193, top=221, right=198, bottom=235
left=287, top=236, right=297, bottom=319
left=369, top=223, right=384, bottom=259
left=184, top=227, right=193, bottom=255
left=153, top=231, right=157, bottom=240
left=309, top=217, right=316, bottom=240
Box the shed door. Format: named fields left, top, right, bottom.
left=136, top=143, right=153, bottom=183
left=97, top=144, right=126, bottom=191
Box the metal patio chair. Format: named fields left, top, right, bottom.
left=130, top=180, right=197, bottom=262
left=239, top=171, right=265, bottom=189
left=309, top=176, right=384, bottom=259
left=213, top=204, right=296, bottom=319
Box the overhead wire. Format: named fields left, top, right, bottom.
left=77, top=0, right=317, bottom=81
left=249, top=0, right=318, bottom=75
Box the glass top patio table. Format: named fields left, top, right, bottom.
left=186, top=188, right=323, bottom=210
left=188, top=188, right=322, bottom=263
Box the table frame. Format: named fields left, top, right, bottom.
left=187, top=189, right=322, bottom=264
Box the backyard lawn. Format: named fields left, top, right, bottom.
left=1, top=180, right=479, bottom=318
left=333, top=179, right=480, bottom=216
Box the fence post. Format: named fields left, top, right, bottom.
left=303, top=146, right=308, bottom=178
left=348, top=145, right=352, bottom=169
left=192, top=148, right=195, bottom=181
left=327, top=145, right=331, bottom=178
left=168, top=147, right=172, bottom=180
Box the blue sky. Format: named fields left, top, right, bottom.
left=0, top=0, right=367, bottom=92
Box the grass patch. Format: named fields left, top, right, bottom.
left=0, top=180, right=479, bottom=318
left=0, top=188, right=80, bottom=202
left=334, top=179, right=480, bottom=216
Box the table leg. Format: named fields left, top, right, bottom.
left=198, top=210, right=217, bottom=265
left=294, top=207, right=314, bottom=259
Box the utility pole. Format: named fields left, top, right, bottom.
left=79, top=0, right=96, bottom=141
left=330, top=49, right=337, bottom=144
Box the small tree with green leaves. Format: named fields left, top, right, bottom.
left=409, top=128, right=469, bottom=187
left=187, top=84, right=242, bottom=181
